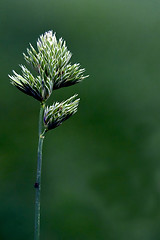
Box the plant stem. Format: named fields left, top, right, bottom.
left=34, top=103, right=45, bottom=240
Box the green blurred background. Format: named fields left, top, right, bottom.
left=1, top=0, right=160, bottom=239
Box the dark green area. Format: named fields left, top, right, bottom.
left=1, top=0, right=160, bottom=239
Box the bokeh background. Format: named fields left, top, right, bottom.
left=1, top=0, right=160, bottom=239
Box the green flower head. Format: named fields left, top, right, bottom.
left=44, top=94, right=80, bottom=131
left=9, top=30, right=88, bottom=102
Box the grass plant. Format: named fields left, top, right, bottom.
left=9, top=30, right=88, bottom=240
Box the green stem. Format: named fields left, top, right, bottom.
left=34, top=103, right=45, bottom=240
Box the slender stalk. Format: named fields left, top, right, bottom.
left=34, top=103, right=45, bottom=240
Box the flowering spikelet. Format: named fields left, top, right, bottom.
left=44, top=94, right=80, bottom=131
left=9, top=30, right=88, bottom=102
left=9, top=65, right=53, bottom=102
